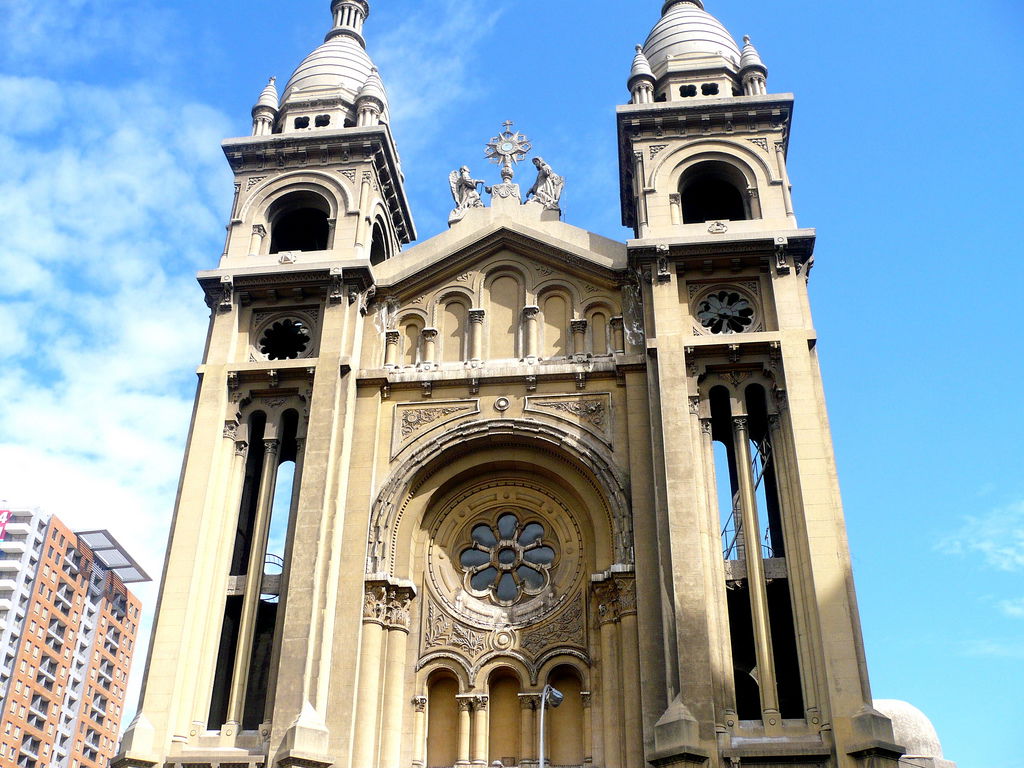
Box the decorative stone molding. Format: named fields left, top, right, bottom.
left=363, top=580, right=416, bottom=631
left=412, top=696, right=427, bottom=713
left=591, top=574, right=637, bottom=625
left=424, top=600, right=487, bottom=656
left=746, top=137, right=769, bottom=152
left=391, top=399, right=479, bottom=457
left=524, top=393, right=613, bottom=444
left=520, top=594, right=586, bottom=656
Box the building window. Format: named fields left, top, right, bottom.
left=459, top=513, right=555, bottom=606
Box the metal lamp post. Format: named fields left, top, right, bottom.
left=538, top=683, right=564, bottom=768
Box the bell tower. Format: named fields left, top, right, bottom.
left=617, top=2, right=910, bottom=766
left=116, top=2, right=413, bottom=766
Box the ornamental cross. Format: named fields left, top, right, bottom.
left=485, top=120, right=532, bottom=180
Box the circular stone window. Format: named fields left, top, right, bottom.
left=459, top=512, right=556, bottom=606
left=259, top=318, right=312, bottom=360
left=696, top=290, right=755, bottom=334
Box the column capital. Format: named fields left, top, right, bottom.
left=456, top=695, right=475, bottom=712
left=522, top=305, right=540, bottom=319
left=468, top=308, right=486, bottom=324
left=609, top=315, right=624, bottom=328
left=263, top=438, right=280, bottom=456
left=421, top=327, right=439, bottom=340
left=518, top=693, right=540, bottom=710
left=412, top=695, right=427, bottom=713
left=581, top=691, right=592, bottom=708
left=732, top=415, right=749, bottom=431
left=385, top=329, right=401, bottom=342
left=570, top=318, right=589, bottom=333
left=471, top=694, right=489, bottom=710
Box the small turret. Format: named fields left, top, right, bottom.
left=355, top=67, right=388, bottom=126
left=740, top=35, right=768, bottom=95
left=251, top=77, right=279, bottom=136
left=628, top=45, right=656, bottom=104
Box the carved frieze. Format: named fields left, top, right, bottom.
left=519, top=595, right=586, bottom=656
left=524, top=392, right=613, bottom=445
left=424, top=600, right=487, bottom=656
left=391, top=399, right=479, bottom=458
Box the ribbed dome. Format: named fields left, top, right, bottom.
left=281, top=34, right=374, bottom=106
left=740, top=35, right=767, bottom=72
left=874, top=700, right=945, bottom=758
left=643, top=1, right=741, bottom=74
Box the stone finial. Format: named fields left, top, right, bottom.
left=740, top=35, right=767, bottom=73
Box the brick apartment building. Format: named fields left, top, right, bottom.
left=0, top=507, right=149, bottom=768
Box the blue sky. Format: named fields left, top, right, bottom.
left=1, top=0, right=1021, bottom=764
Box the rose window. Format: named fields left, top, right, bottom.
left=697, top=290, right=755, bottom=334
left=259, top=318, right=312, bottom=360
left=459, top=513, right=555, bottom=606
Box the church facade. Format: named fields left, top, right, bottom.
left=115, top=3, right=956, bottom=768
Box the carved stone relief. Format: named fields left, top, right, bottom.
left=524, top=392, right=613, bottom=444
left=391, top=399, right=480, bottom=458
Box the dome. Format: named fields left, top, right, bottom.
left=629, top=44, right=655, bottom=86
left=874, top=700, right=945, bottom=758
left=740, top=35, right=767, bottom=72
left=281, top=34, right=374, bottom=106
left=643, top=1, right=741, bottom=74
left=254, top=77, right=279, bottom=111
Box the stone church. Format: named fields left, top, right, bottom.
left=115, top=2, right=956, bottom=768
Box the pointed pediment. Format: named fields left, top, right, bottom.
left=374, top=206, right=628, bottom=299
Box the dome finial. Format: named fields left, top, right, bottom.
left=662, top=0, right=704, bottom=14
left=326, top=0, right=370, bottom=46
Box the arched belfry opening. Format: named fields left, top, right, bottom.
left=267, top=190, right=331, bottom=253
left=680, top=160, right=752, bottom=223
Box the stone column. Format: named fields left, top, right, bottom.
left=471, top=695, right=489, bottom=766
left=571, top=319, right=588, bottom=359
left=522, top=305, right=540, bottom=362
left=384, top=330, right=400, bottom=367
left=225, top=436, right=280, bottom=727
left=519, top=693, right=538, bottom=761
left=669, top=193, right=682, bottom=226
left=610, top=316, right=625, bottom=354
left=468, top=309, right=485, bottom=364
left=379, top=586, right=416, bottom=768
left=616, top=579, right=643, bottom=768
left=594, top=580, right=622, bottom=768
left=456, top=696, right=474, bottom=766
left=775, top=142, right=796, bottom=223
left=352, top=583, right=388, bottom=768
left=249, top=224, right=267, bottom=255
left=581, top=692, right=593, bottom=765
left=421, top=328, right=438, bottom=368
left=732, top=416, right=781, bottom=729
left=411, top=696, right=428, bottom=768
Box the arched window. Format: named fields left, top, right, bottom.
left=488, top=669, right=522, bottom=764
left=401, top=317, right=423, bottom=366
left=370, top=219, right=389, bottom=266
left=427, top=673, right=459, bottom=768
left=268, top=191, right=331, bottom=254
left=441, top=300, right=469, bottom=364
left=545, top=666, right=585, bottom=766
left=680, top=161, right=751, bottom=224
left=487, top=274, right=522, bottom=361
left=541, top=292, right=570, bottom=359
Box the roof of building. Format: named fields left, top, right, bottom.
left=75, top=530, right=151, bottom=584
left=740, top=35, right=767, bottom=72
left=629, top=44, right=656, bottom=86
left=281, top=33, right=375, bottom=107
left=874, top=699, right=946, bottom=758
left=643, top=0, right=741, bottom=74
left=255, top=76, right=280, bottom=111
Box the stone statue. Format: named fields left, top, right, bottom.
left=525, top=157, right=564, bottom=210
left=448, top=166, right=487, bottom=225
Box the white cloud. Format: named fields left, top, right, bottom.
left=962, top=639, right=1024, bottom=660
left=374, top=0, right=501, bottom=146
left=938, top=499, right=1024, bottom=572
left=0, top=74, right=233, bottom=727
left=999, top=598, right=1024, bottom=619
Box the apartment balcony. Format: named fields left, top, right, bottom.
left=0, top=557, right=21, bottom=572
left=0, top=597, right=13, bottom=612
left=0, top=538, right=28, bottom=554
left=0, top=577, right=18, bottom=592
